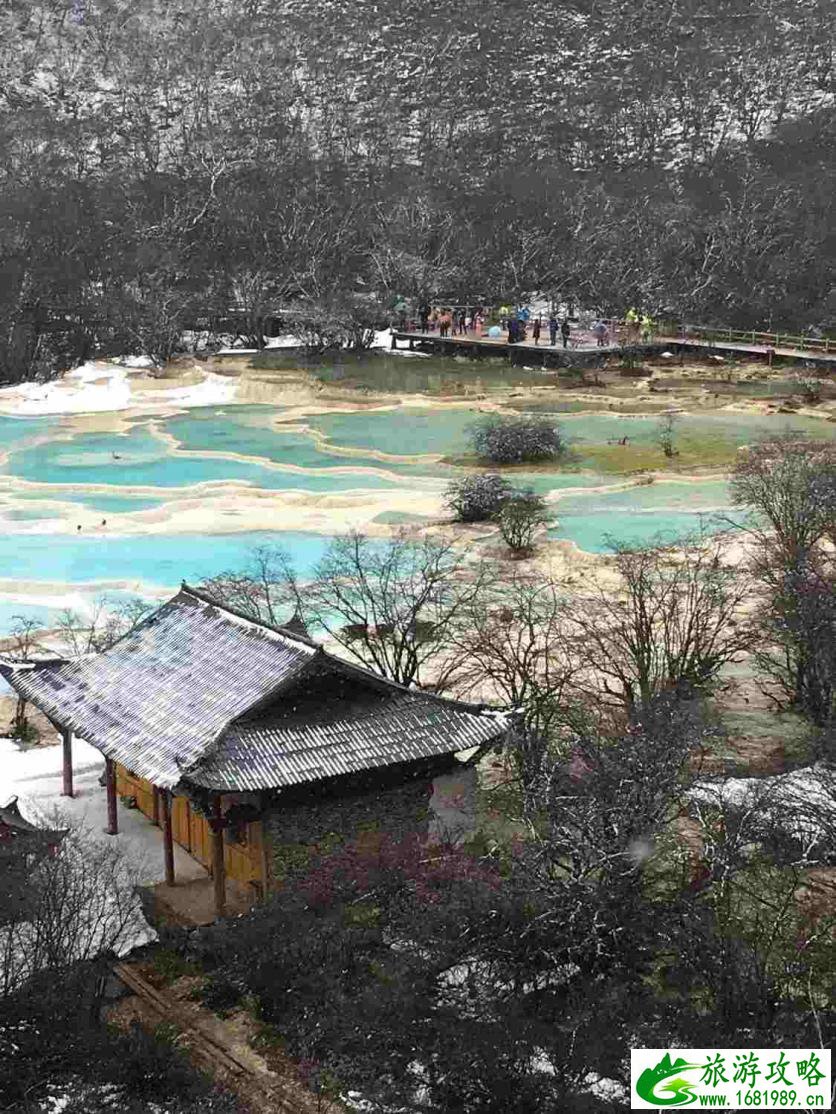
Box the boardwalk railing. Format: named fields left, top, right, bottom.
left=657, top=322, right=833, bottom=354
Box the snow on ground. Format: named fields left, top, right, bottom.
left=218, top=328, right=433, bottom=358
left=144, top=369, right=237, bottom=408
left=0, top=360, right=237, bottom=416
left=0, top=733, right=208, bottom=953
left=0, top=362, right=133, bottom=415
left=266, top=334, right=305, bottom=349
left=691, top=764, right=836, bottom=845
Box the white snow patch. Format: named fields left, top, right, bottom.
left=264, top=334, right=306, bottom=349
left=691, top=764, right=836, bottom=845
left=0, top=363, right=133, bottom=415
left=583, top=1073, right=628, bottom=1101
left=114, top=355, right=155, bottom=369
left=148, top=370, right=236, bottom=408
left=0, top=734, right=209, bottom=960
left=0, top=361, right=237, bottom=416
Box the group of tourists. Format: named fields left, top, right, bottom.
left=411, top=303, right=656, bottom=347
left=418, top=305, right=483, bottom=336
left=507, top=312, right=572, bottom=347
left=624, top=307, right=656, bottom=342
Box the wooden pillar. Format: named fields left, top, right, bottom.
left=152, top=785, right=160, bottom=827
left=258, top=818, right=271, bottom=903
left=161, top=791, right=175, bottom=886
left=61, top=728, right=73, bottom=797
left=104, top=757, right=118, bottom=835
left=211, top=795, right=226, bottom=919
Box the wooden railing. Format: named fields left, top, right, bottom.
left=655, top=322, right=833, bottom=354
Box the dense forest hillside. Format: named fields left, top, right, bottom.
left=0, top=0, right=833, bottom=379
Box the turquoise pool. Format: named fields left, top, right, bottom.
left=305, top=406, right=836, bottom=460
left=0, top=530, right=334, bottom=591
left=0, top=400, right=827, bottom=635
left=2, top=421, right=420, bottom=492
left=15, top=491, right=169, bottom=514
left=308, top=407, right=479, bottom=457
left=550, top=479, right=736, bottom=552
left=162, top=407, right=445, bottom=478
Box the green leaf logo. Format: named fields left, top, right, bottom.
left=636, top=1053, right=702, bottom=1106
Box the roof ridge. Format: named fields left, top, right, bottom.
left=182, top=588, right=500, bottom=718
left=325, top=655, right=501, bottom=716
left=232, top=693, right=496, bottom=734
left=180, top=583, right=321, bottom=649
left=0, top=658, right=35, bottom=675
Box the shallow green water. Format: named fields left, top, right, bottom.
left=3, top=420, right=414, bottom=492
left=2, top=505, right=64, bottom=521
left=555, top=479, right=732, bottom=513
left=306, top=405, right=836, bottom=461
left=0, top=400, right=827, bottom=633
left=550, top=479, right=735, bottom=552
left=16, top=491, right=169, bottom=513
left=560, top=411, right=833, bottom=448
left=552, top=510, right=729, bottom=552
left=0, top=414, right=57, bottom=451
left=308, top=407, right=480, bottom=457
left=509, top=472, right=621, bottom=495
left=162, top=407, right=443, bottom=478
left=267, top=351, right=550, bottom=394
left=0, top=599, right=62, bottom=632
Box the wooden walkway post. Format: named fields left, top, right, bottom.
left=104, top=757, right=118, bottom=835
left=161, top=791, right=175, bottom=886
left=211, top=795, right=226, bottom=919
left=61, top=728, right=73, bottom=797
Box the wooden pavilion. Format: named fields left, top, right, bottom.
left=0, top=585, right=507, bottom=919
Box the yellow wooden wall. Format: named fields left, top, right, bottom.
left=115, top=763, right=262, bottom=886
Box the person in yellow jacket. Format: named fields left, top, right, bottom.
left=641, top=313, right=654, bottom=342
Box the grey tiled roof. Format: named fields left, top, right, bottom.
left=0, top=588, right=316, bottom=789
left=0, top=586, right=508, bottom=792
left=194, top=693, right=506, bottom=790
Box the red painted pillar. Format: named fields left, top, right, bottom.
left=105, top=757, right=118, bottom=835
left=161, top=791, right=175, bottom=886
left=61, top=728, right=73, bottom=797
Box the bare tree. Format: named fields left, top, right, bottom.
left=7, top=616, right=45, bottom=740
left=53, top=595, right=155, bottom=657
left=729, top=436, right=836, bottom=560
left=656, top=411, right=680, bottom=458
left=753, top=551, right=836, bottom=726
left=0, top=813, right=147, bottom=999
left=290, top=531, right=486, bottom=688
left=730, top=438, right=836, bottom=725
left=566, top=532, right=754, bottom=709
left=448, top=572, right=579, bottom=735
left=684, top=773, right=836, bottom=1042
left=495, top=489, right=550, bottom=556
left=200, top=545, right=295, bottom=628
left=522, top=696, right=711, bottom=888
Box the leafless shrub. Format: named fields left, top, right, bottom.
left=564, top=531, right=754, bottom=709
left=289, top=530, right=487, bottom=688
left=447, top=572, right=578, bottom=734
left=0, top=813, right=148, bottom=999
left=201, top=545, right=295, bottom=628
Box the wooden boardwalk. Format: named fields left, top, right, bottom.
left=391, top=330, right=836, bottom=368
